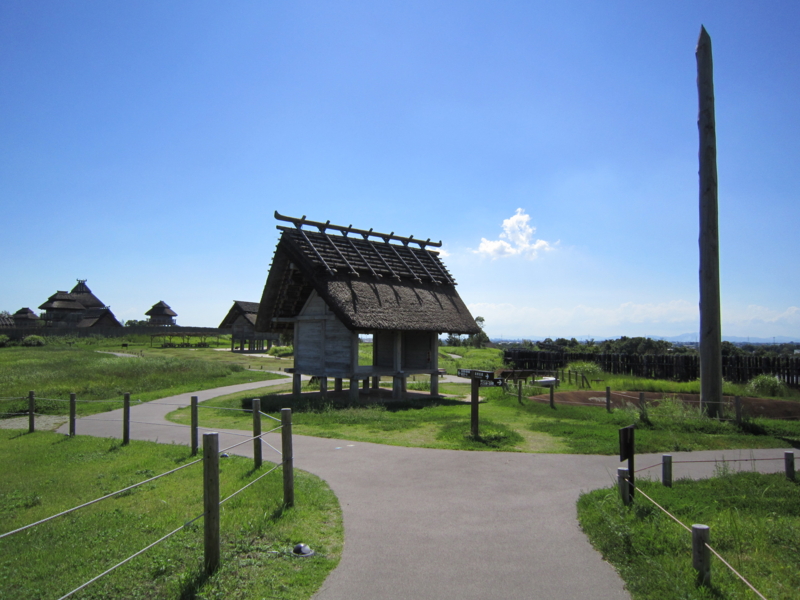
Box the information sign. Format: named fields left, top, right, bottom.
left=457, top=369, right=495, bottom=380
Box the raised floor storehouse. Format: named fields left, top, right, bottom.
left=255, top=212, right=480, bottom=399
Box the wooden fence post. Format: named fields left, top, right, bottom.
left=471, top=379, right=480, bottom=438
left=281, top=408, right=294, bottom=507
left=191, top=396, right=199, bottom=456
left=549, top=385, right=555, bottom=409
left=123, top=393, right=130, bottom=445
left=517, top=380, right=522, bottom=405
left=203, top=432, right=220, bottom=575
left=734, top=396, right=742, bottom=426
left=28, top=391, right=35, bottom=433
left=662, top=454, right=672, bottom=487
left=618, top=467, right=631, bottom=506
left=252, top=399, right=262, bottom=469
left=69, top=393, right=76, bottom=437
left=605, top=386, right=611, bottom=413
left=785, top=451, right=795, bottom=481
left=692, top=524, right=711, bottom=586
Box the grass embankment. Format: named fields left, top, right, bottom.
left=0, top=346, right=287, bottom=418
left=578, top=471, right=800, bottom=600
left=166, top=377, right=800, bottom=454
left=0, top=430, right=342, bottom=600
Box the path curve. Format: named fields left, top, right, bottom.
left=55, top=380, right=792, bottom=600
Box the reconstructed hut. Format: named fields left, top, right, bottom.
left=38, top=280, right=121, bottom=328
left=12, top=308, right=40, bottom=328
left=219, top=301, right=279, bottom=352
left=145, top=301, right=177, bottom=326
left=255, top=212, right=480, bottom=399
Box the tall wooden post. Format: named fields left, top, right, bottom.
left=122, top=392, right=130, bottom=445
left=471, top=379, right=480, bottom=438
left=252, top=399, right=262, bottom=469
left=191, top=396, right=199, bottom=456
left=697, top=26, right=723, bottom=419
left=69, top=393, right=76, bottom=437
left=28, top=390, right=35, bottom=433
left=203, top=432, right=220, bottom=575
left=281, top=408, right=294, bottom=507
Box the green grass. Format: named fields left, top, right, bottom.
left=166, top=380, right=800, bottom=455
left=0, top=429, right=342, bottom=600
left=437, top=345, right=505, bottom=374
left=577, top=471, right=800, bottom=600
left=0, top=346, right=287, bottom=418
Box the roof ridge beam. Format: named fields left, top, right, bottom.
left=275, top=210, right=442, bottom=248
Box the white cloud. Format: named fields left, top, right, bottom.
left=474, top=208, right=554, bottom=260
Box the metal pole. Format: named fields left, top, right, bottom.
left=203, top=432, right=220, bottom=575
left=69, top=393, right=76, bottom=437
left=785, top=451, right=795, bottom=481
left=122, top=393, right=130, bottom=445
left=281, top=408, right=294, bottom=507
left=191, top=396, right=199, bottom=456
left=252, top=399, right=262, bottom=469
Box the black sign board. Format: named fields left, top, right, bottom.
left=457, top=369, right=495, bottom=380
left=619, top=425, right=635, bottom=462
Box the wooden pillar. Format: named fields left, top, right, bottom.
left=470, top=378, right=480, bottom=438
left=362, top=378, right=369, bottom=391
left=430, top=333, right=439, bottom=397
left=281, top=409, right=294, bottom=507
left=292, top=373, right=302, bottom=396
left=393, top=331, right=403, bottom=399
left=203, top=432, right=220, bottom=575
left=252, top=398, right=262, bottom=469
left=697, top=26, right=723, bottom=419
left=371, top=376, right=379, bottom=390
left=349, top=378, right=360, bottom=402
left=334, top=378, right=343, bottom=392
left=319, top=376, right=328, bottom=398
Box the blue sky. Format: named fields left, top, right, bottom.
left=2, top=1, right=798, bottom=340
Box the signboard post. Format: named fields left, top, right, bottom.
left=457, top=369, right=504, bottom=438
left=619, top=425, right=635, bottom=500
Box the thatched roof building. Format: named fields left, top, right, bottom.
left=256, top=212, right=479, bottom=399
left=12, top=308, right=39, bottom=328
left=38, top=280, right=121, bottom=328
left=145, top=301, right=177, bottom=326
left=219, top=301, right=278, bottom=352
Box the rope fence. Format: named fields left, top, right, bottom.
left=633, top=485, right=769, bottom=600
left=3, top=411, right=296, bottom=598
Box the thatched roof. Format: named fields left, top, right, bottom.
left=69, top=280, right=105, bottom=309
left=255, top=214, right=479, bottom=334
left=0, top=315, right=13, bottom=328
left=77, top=307, right=122, bottom=328
left=13, top=308, right=39, bottom=321
left=219, top=301, right=260, bottom=329
left=145, top=301, right=177, bottom=317
left=39, top=291, right=85, bottom=312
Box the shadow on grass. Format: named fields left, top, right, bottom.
left=178, top=568, right=210, bottom=600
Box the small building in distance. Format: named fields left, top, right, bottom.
left=255, top=212, right=480, bottom=399
left=38, top=280, right=122, bottom=328
left=145, top=301, right=177, bottom=326
left=12, top=308, right=40, bottom=328
left=219, top=300, right=278, bottom=352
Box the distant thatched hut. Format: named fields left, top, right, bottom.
left=255, top=212, right=479, bottom=399
left=146, top=301, right=177, bottom=326
left=219, top=301, right=278, bottom=352
left=12, top=308, right=40, bottom=328
left=38, top=280, right=121, bottom=328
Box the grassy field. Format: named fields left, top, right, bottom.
left=577, top=470, right=800, bottom=600
left=0, top=429, right=342, bottom=600
left=164, top=376, right=800, bottom=454
left=0, top=345, right=288, bottom=418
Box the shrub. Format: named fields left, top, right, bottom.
left=267, top=345, right=294, bottom=358
left=21, top=335, right=46, bottom=347
left=0, top=334, right=9, bottom=347
left=747, top=374, right=786, bottom=397
left=566, top=360, right=602, bottom=376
